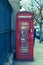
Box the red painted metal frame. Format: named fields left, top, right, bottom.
left=16, top=12, right=34, bottom=60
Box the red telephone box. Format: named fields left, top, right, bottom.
left=16, top=12, right=34, bottom=60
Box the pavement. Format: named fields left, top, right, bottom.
left=4, top=38, right=43, bottom=65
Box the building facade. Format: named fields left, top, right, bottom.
left=0, top=0, right=12, bottom=64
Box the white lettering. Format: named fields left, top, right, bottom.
left=18, top=16, right=32, bottom=18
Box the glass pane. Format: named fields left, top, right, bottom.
left=21, top=25, right=29, bottom=30
left=20, top=30, right=26, bottom=37
left=20, top=30, right=28, bottom=42
left=21, top=38, right=26, bottom=42
left=20, top=22, right=29, bottom=26
left=20, top=43, right=29, bottom=54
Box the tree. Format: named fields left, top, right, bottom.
left=20, top=0, right=43, bottom=42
